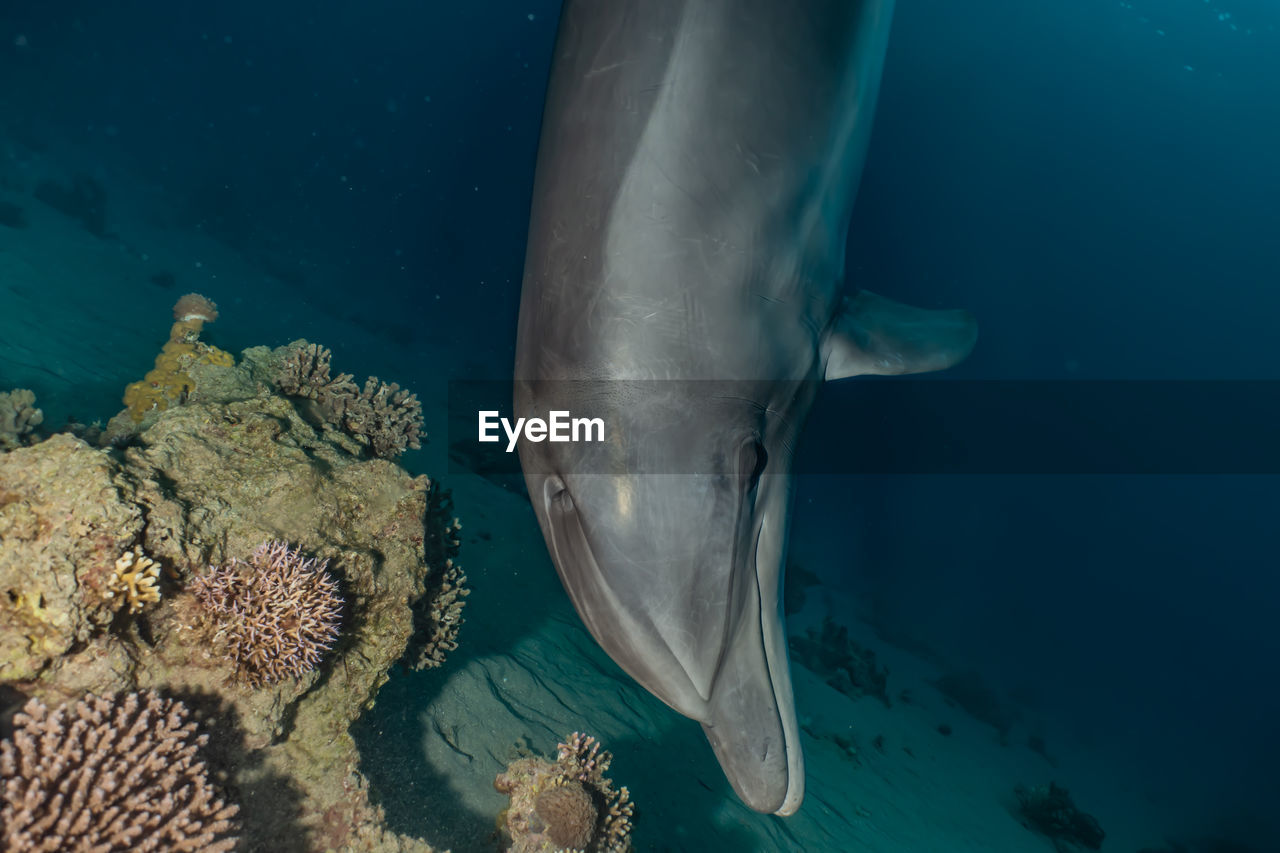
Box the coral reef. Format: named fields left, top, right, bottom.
left=405, top=483, right=468, bottom=670
left=275, top=341, right=358, bottom=401
left=113, top=293, right=234, bottom=432
left=932, top=669, right=1019, bottom=741
left=789, top=616, right=890, bottom=706
left=1014, top=781, right=1105, bottom=852
left=188, top=540, right=343, bottom=686
left=340, top=377, right=426, bottom=458
left=272, top=340, right=424, bottom=458
left=782, top=559, right=821, bottom=616
left=0, top=388, right=43, bottom=450
left=0, top=434, right=145, bottom=682
left=495, top=732, right=635, bottom=853
left=0, top=345, right=466, bottom=851
left=408, top=553, right=466, bottom=671
left=0, top=690, right=239, bottom=852
left=105, top=548, right=162, bottom=614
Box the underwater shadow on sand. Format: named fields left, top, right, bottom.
left=353, top=638, right=781, bottom=852
left=351, top=491, right=786, bottom=852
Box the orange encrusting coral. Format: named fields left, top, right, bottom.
left=123, top=293, right=233, bottom=422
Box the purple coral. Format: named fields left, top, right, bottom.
left=189, top=541, right=343, bottom=687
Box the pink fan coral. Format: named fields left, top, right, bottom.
left=188, top=541, right=343, bottom=687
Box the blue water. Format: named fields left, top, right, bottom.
left=2, top=0, right=1278, bottom=850
left=808, top=1, right=1280, bottom=849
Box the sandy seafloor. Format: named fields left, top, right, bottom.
left=0, top=133, right=1195, bottom=853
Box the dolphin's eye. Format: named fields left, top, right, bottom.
left=546, top=477, right=574, bottom=512
left=553, top=488, right=574, bottom=511
left=551, top=486, right=573, bottom=512
left=740, top=439, right=768, bottom=489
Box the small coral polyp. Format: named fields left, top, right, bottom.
left=189, top=540, right=344, bottom=687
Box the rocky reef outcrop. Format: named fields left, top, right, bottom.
left=0, top=322, right=465, bottom=851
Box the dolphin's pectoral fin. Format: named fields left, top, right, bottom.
left=824, top=289, right=978, bottom=380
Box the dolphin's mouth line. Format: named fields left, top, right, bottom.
left=751, top=475, right=804, bottom=816
left=542, top=458, right=802, bottom=813
left=748, top=496, right=782, bottom=747
left=715, top=439, right=766, bottom=695
left=724, top=458, right=787, bottom=760
left=542, top=477, right=713, bottom=719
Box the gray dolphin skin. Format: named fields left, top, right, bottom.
left=514, top=0, right=977, bottom=816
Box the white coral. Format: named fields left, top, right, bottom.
left=105, top=549, right=161, bottom=613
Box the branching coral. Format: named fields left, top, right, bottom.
left=105, top=548, right=162, bottom=614
left=335, top=377, right=424, bottom=458
left=555, top=733, right=634, bottom=853
left=0, top=388, right=43, bottom=451
left=410, top=555, right=468, bottom=670
left=406, top=482, right=469, bottom=671
left=122, top=293, right=233, bottom=423
left=932, top=668, right=1019, bottom=740
left=187, top=540, right=343, bottom=687
left=0, top=690, right=240, bottom=852
left=272, top=341, right=424, bottom=458
left=275, top=341, right=359, bottom=401
left=788, top=617, right=890, bottom=706
left=495, top=732, right=635, bottom=853
left=1014, top=781, right=1105, bottom=852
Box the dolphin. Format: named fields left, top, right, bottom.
left=514, top=0, right=976, bottom=816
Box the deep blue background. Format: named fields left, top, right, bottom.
left=810, top=0, right=1280, bottom=846
left=3, top=0, right=1277, bottom=848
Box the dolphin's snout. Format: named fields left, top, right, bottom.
left=537, top=447, right=802, bottom=815
left=700, top=590, right=797, bottom=815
